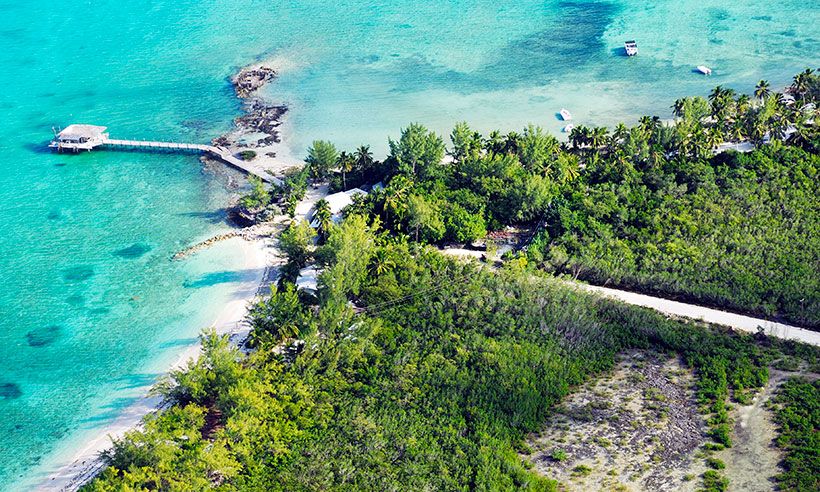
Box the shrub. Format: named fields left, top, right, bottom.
left=701, top=470, right=729, bottom=491
left=550, top=448, right=568, bottom=462
left=772, top=378, right=820, bottom=491
left=710, top=424, right=733, bottom=448
left=239, top=150, right=257, bottom=161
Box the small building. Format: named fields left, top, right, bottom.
left=309, top=188, right=367, bottom=227
left=49, top=124, right=108, bottom=152
left=295, top=266, right=320, bottom=295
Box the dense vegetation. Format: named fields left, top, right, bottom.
left=94, top=70, right=819, bottom=490
left=278, top=70, right=818, bottom=328
left=84, top=216, right=818, bottom=490
left=771, top=377, right=820, bottom=491
left=535, top=143, right=819, bottom=328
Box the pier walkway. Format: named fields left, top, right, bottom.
left=102, top=138, right=281, bottom=186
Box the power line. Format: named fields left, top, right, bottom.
left=361, top=267, right=475, bottom=317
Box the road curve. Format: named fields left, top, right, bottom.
left=570, top=282, right=820, bottom=347
left=439, top=248, right=820, bottom=347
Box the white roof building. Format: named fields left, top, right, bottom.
left=295, top=266, right=320, bottom=294
left=49, top=124, right=109, bottom=151
left=309, top=188, right=366, bottom=227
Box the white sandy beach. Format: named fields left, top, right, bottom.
left=38, top=236, right=270, bottom=492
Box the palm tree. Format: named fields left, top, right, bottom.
left=709, top=86, right=741, bottom=134
left=611, top=123, right=629, bottom=148
left=354, top=145, right=374, bottom=173
left=370, top=248, right=396, bottom=275
left=709, top=86, right=732, bottom=115
left=790, top=68, right=814, bottom=102
left=771, top=110, right=794, bottom=141
left=557, top=153, right=580, bottom=183
left=672, top=98, right=686, bottom=118
left=638, top=115, right=654, bottom=131
left=382, top=175, right=412, bottom=227
left=787, top=112, right=814, bottom=148
left=705, top=128, right=723, bottom=153
left=691, top=126, right=709, bottom=158
left=313, top=198, right=333, bottom=243
left=708, top=85, right=726, bottom=105
left=589, top=126, right=609, bottom=153
left=728, top=121, right=745, bottom=143
left=568, top=125, right=588, bottom=151
left=485, top=130, right=504, bottom=155
left=722, top=87, right=738, bottom=101
left=648, top=148, right=664, bottom=168
left=337, top=151, right=355, bottom=190
left=503, top=131, right=521, bottom=154
left=735, top=94, right=751, bottom=116
left=754, top=80, right=771, bottom=100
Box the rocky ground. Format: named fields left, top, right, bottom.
left=203, top=63, right=300, bottom=189
left=212, top=64, right=288, bottom=149
left=524, top=350, right=708, bottom=491
left=523, top=349, right=820, bottom=491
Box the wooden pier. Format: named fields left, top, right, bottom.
left=102, top=139, right=281, bottom=186
left=50, top=125, right=281, bottom=186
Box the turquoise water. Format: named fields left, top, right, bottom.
left=0, top=0, right=817, bottom=488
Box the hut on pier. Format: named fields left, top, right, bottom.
left=49, top=125, right=108, bottom=152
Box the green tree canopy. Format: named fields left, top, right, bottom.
left=306, top=140, right=339, bottom=181
left=449, top=121, right=482, bottom=162
left=388, top=123, right=445, bottom=180
left=279, top=220, right=316, bottom=268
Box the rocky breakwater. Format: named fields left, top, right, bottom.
left=213, top=65, right=288, bottom=148
left=172, top=231, right=242, bottom=260
left=172, top=220, right=282, bottom=261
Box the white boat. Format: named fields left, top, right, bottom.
left=624, top=40, right=638, bottom=56
left=562, top=124, right=574, bottom=133
left=697, top=65, right=712, bottom=75
left=559, top=108, right=572, bottom=121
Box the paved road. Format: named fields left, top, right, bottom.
left=570, top=282, right=820, bottom=347
left=439, top=248, right=820, bottom=347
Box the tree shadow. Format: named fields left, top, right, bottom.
left=183, top=268, right=265, bottom=289
left=114, top=373, right=162, bottom=390
left=177, top=210, right=227, bottom=224
left=158, top=337, right=199, bottom=349
left=79, top=396, right=147, bottom=424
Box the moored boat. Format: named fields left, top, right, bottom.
left=562, top=124, right=574, bottom=133
left=696, top=65, right=712, bottom=75
left=559, top=108, right=572, bottom=121
left=624, top=40, right=638, bottom=56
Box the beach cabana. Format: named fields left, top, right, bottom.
left=49, top=125, right=109, bottom=152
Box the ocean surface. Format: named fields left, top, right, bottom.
left=0, top=0, right=817, bottom=488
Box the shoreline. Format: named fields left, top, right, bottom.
left=39, top=235, right=270, bottom=491
left=39, top=58, right=291, bottom=491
